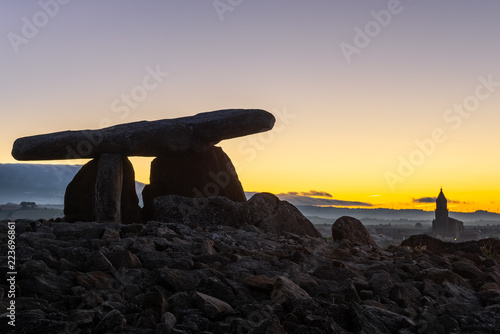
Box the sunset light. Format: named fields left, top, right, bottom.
left=2, top=1, right=499, bottom=213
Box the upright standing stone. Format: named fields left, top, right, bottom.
left=64, top=159, right=99, bottom=222
left=64, top=155, right=141, bottom=223
left=95, top=154, right=123, bottom=223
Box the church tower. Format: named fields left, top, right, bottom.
left=432, top=188, right=463, bottom=240
left=435, top=188, right=448, bottom=222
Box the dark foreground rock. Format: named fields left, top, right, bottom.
left=0, top=218, right=499, bottom=333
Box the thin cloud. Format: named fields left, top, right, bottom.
left=298, top=190, right=333, bottom=198
left=413, top=197, right=465, bottom=204
left=277, top=193, right=372, bottom=207
left=413, top=197, right=436, bottom=203
left=449, top=199, right=466, bottom=204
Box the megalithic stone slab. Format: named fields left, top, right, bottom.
left=12, top=109, right=275, bottom=160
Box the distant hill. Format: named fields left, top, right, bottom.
left=0, top=164, right=145, bottom=205
left=2, top=164, right=498, bottom=224
left=0, top=164, right=81, bottom=204
left=296, top=205, right=500, bottom=225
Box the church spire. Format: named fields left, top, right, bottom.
left=436, top=188, right=448, bottom=221
left=437, top=188, right=446, bottom=203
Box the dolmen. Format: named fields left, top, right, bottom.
left=12, top=109, right=275, bottom=223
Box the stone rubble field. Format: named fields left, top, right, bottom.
left=1, top=195, right=500, bottom=333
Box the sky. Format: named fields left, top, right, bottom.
left=1, top=0, right=500, bottom=212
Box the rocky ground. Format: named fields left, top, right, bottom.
left=1, top=194, right=500, bottom=333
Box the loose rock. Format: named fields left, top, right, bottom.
left=2, top=215, right=499, bottom=333
left=331, top=216, right=377, bottom=248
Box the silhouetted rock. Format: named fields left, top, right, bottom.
left=245, top=193, right=322, bottom=238
left=85, top=251, right=114, bottom=272
left=64, top=159, right=98, bottom=222
left=93, top=309, right=126, bottom=334
left=191, top=291, right=233, bottom=316
left=369, top=272, right=394, bottom=298
left=402, top=234, right=500, bottom=258
left=106, top=247, right=142, bottom=269
left=400, top=234, right=448, bottom=253
left=194, top=277, right=235, bottom=303
left=418, top=268, right=465, bottom=285
left=331, top=216, right=377, bottom=247
left=351, top=303, right=415, bottom=333
left=12, top=109, right=275, bottom=160
left=94, top=154, right=124, bottom=222
left=153, top=195, right=243, bottom=228
left=271, top=276, right=312, bottom=308
left=452, top=261, right=484, bottom=280
left=153, top=192, right=321, bottom=237
left=244, top=275, right=276, bottom=291
left=74, top=271, right=116, bottom=290
left=12, top=109, right=275, bottom=224
left=64, top=155, right=141, bottom=224
left=142, top=146, right=245, bottom=220
left=251, top=315, right=287, bottom=334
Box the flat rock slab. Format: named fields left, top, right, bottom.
left=12, top=109, right=275, bottom=160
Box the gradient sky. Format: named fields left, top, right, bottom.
left=2, top=1, right=500, bottom=212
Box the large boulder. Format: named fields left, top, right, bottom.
left=153, top=195, right=244, bottom=228
left=400, top=234, right=448, bottom=253
left=143, top=146, right=246, bottom=220
left=153, top=192, right=321, bottom=238
left=331, top=216, right=377, bottom=248
left=12, top=109, right=275, bottom=160
left=402, top=234, right=500, bottom=258
left=244, top=193, right=322, bottom=238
